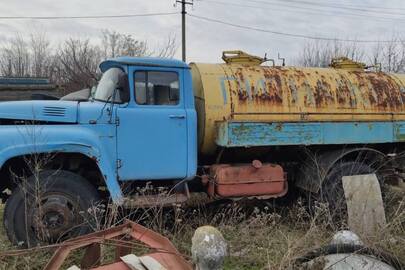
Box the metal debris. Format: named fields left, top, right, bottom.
left=45, top=220, right=192, bottom=270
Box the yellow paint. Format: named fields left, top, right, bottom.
left=191, top=51, right=405, bottom=155
left=330, top=57, right=366, bottom=71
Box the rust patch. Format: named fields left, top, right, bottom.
left=235, top=67, right=245, bottom=83
left=335, top=75, right=355, bottom=108
left=261, top=68, right=283, bottom=104
left=222, top=63, right=405, bottom=115
left=351, top=71, right=404, bottom=110
left=314, top=79, right=335, bottom=106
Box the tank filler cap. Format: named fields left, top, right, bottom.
left=222, top=50, right=265, bottom=65
left=330, top=57, right=366, bottom=71
left=252, top=160, right=263, bottom=169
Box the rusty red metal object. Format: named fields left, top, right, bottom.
left=44, top=220, right=192, bottom=270
left=206, top=161, right=287, bottom=198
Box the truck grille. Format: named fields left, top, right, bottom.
left=42, top=106, right=66, bottom=117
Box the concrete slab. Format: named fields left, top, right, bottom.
left=342, top=174, right=386, bottom=237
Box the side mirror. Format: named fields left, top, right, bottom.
left=115, top=86, right=129, bottom=103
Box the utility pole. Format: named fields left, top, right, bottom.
left=175, top=0, right=193, bottom=62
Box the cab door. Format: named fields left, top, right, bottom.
left=116, top=67, right=188, bottom=180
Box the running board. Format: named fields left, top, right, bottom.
left=123, top=194, right=188, bottom=208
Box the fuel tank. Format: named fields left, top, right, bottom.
left=190, top=51, right=405, bottom=155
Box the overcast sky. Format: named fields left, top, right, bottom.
left=0, top=0, right=404, bottom=64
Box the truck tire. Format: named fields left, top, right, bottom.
left=3, top=187, right=23, bottom=245
left=3, top=170, right=100, bottom=247
left=319, top=161, right=376, bottom=223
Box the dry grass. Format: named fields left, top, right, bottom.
left=0, top=185, right=403, bottom=270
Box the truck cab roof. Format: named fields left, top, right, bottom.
left=99, top=56, right=189, bottom=72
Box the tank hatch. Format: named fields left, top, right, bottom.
left=222, top=50, right=265, bottom=66
left=330, top=57, right=366, bottom=71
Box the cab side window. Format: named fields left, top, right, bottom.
left=134, top=71, right=180, bottom=105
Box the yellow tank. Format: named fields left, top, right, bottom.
left=190, top=51, right=405, bottom=155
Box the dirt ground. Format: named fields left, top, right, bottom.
left=0, top=186, right=403, bottom=270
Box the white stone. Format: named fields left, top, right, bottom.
left=191, top=226, right=227, bottom=270
left=330, top=230, right=364, bottom=246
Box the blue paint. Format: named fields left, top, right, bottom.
left=0, top=100, right=78, bottom=123
left=0, top=101, right=123, bottom=202
left=183, top=69, right=198, bottom=179
left=116, top=65, right=195, bottom=180
left=100, top=57, right=188, bottom=72
left=216, top=121, right=405, bottom=147
left=0, top=77, right=50, bottom=85
left=219, top=76, right=236, bottom=105
left=255, top=79, right=266, bottom=97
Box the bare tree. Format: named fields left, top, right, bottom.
left=101, top=29, right=177, bottom=59
left=119, top=34, right=148, bottom=57
left=101, top=30, right=121, bottom=58
left=0, top=31, right=52, bottom=78
left=0, top=30, right=178, bottom=93
left=296, top=40, right=366, bottom=68
left=371, top=37, right=405, bottom=73
left=153, top=34, right=178, bottom=58
left=296, top=37, right=405, bottom=74
left=101, top=30, right=147, bottom=58
left=29, top=31, right=52, bottom=78
left=0, top=34, right=30, bottom=77
left=54, top=38, right=102, bottom=91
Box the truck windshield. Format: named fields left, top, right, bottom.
left=93, top=67, right=129, bottom=103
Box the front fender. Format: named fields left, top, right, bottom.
left=0, top=125, right=123, bottom=204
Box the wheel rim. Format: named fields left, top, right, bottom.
left=27, top=192, right=84, bottom=243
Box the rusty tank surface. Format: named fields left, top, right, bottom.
left=190, top=51, right=405, bottom=155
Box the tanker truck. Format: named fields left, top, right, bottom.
left=1, top=50, right=404, bottom=246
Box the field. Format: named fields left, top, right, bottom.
left=0, top=186, right=403, bottom=270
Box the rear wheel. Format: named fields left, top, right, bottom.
left=4, top=170, right=100, bottom=247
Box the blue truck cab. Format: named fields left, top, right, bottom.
left=0, top=57, right=198, bottom=246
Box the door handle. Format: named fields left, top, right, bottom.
left=169, top=114, right=185, bottom=119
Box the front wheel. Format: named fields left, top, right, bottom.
left=4, top=170, right=100, bottom=247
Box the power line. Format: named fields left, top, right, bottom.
left=245, top=0, right=405, bottom=16
left=0, top=12, right=179, bottom=20
left=188, top=13, right=404, bottom=43
left=287, top=0, right=405, bottom=12
left=302, top=0, right=405, bottom=11
left=197, top=0, right=405, bottom=23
